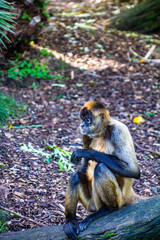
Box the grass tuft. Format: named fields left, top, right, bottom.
left=0, top=93, right=26, bottom=126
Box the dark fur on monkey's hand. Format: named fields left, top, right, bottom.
left=64, top=219, right=79, bottom=239
left=71, top=149, right=83, bottom=165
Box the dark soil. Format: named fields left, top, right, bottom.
left=0, top=0, right=159, bottom=232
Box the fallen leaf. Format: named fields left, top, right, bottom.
left=133, top=116, right=145, bottom=123
left=5, top=133, right=13, bottom=138
left=140, top=58, right=145, bottom=63
left=14, top=191, right=27, bottom=199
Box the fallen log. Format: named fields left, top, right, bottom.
left=0, top=196, right=160, bottom=240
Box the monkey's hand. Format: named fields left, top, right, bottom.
left=71, top=148, right=83, bottom=165
left=64, top=220, right=79, bottom=240
left=76, top=218, right=89, bottom=234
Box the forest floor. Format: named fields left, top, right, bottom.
left=0, top=0, right=160, bottom=232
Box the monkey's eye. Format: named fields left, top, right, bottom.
left=86, top=119, right=91, bottom=124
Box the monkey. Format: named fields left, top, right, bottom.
left=64, top=101, right=141, bottom=239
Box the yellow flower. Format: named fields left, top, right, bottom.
left=9, top=125, right=14, bottom=129
left=133, top=116, right=145, bottom=124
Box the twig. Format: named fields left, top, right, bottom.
left=129, top=47, right=143, bottom=58
left=0, top=205, right=45, bottom=227
left=83, top=70, right=102, bottom=78
left=129, top=46, right=160, bottom=64
left=134, top=142, right=160, bottom=156
left=145, top=59, right=160, bottom=64
left=144, top=45, right=156, bottom=60
left=127, top=51, right=131, bottom=62
left=49, top=202, right=82, bottom=218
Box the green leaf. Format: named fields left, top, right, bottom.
left=0, top=19, right=15, bottom=29
left=0, top=37, right=6, bottom=48
left=0, top=162, right=7, bottom=168
left=0, top=29, right=10, bottom=41
left=76, top=83, right=83, bottom=87
left=0, top=1, right=15, bottom=48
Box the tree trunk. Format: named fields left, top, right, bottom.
left=112, top=0, right=160, bottom=33
left=0, top=196, right=160, bottom=240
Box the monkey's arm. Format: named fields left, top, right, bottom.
left=71, top=149, right=140, bottom=179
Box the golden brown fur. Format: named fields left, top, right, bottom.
left=81, top=101, right=140, bottom=208
left=65, top=101, right=144, bottom=238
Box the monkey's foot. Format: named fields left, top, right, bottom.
left=64, top=222, right=79, bottom=239
left=76, top=219, right=90, bottom=234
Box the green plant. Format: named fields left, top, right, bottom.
left=20, top=143, right=74, bottom=172
left=0, top=221, right=8, bottom=233
left=34, top=0, right=50, bottom=18
left=21, top=10, right=32, bottom=21
left=40, top=1, right=50, bottom=18
left=31, top=82, right=39, bottom=89
left=46, top=143, right=73, bottom=171
left=0, top=0, right=16, bottom=48
left=102, top=233, right=115, bottom=238
left=13, top=51, right=22, bottom=60
left=8, top=59, right=52, bottom=81
left=0, top=70, right=4, bottom=81
left=0, top=93, right=26, bottom=126
left=54, top=75, right=62, bottom=82
left=39, top=49, right=53, bottom=57
left=143, top=111, right=156, bottom=117
left=0, top=209, right=11, bottom=233
left=57, top=94, right=64, bottom=98
left=123, top=225, right=133, bottom=229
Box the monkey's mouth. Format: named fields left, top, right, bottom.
left=80, top=127, right=87, bottom=134
left=80, top=126, right=90, bottom=135
left=80, top=126, right=96, bottom=138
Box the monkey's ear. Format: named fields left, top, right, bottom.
left=80, top=107, right=87, bottom=118
left=99, top=113, right=105, bottom=122
left=80, top=107, right=92, bottom=118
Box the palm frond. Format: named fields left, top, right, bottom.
left=0, top=0, right=14, bottom=10
left=0, top=0, right=16, bottom=48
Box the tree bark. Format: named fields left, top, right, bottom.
left=112, top=0, right=160, bottom=33
left=0, top=195, right=160, bottom=240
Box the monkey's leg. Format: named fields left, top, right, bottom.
left=77, top=163, right=123, bottom=233
left=94, top=163, right=123, bottom=208
left=65, top=171, right=94, bottom=239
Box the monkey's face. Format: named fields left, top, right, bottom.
left=80, top=107, right=104, bottom=138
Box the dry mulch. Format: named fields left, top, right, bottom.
left=0, top=0, right=159, bottom=232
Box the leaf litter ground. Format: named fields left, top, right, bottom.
left=0, top=0, right=159, bottom=232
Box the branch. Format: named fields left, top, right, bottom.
left=129, top=47, right=143, bottom=58
left=144, top=45, right=156, bottom=60
left=0, top=205, right=45, bottom=227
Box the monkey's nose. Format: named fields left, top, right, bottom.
left=80, top=123, right=85, bottom=128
